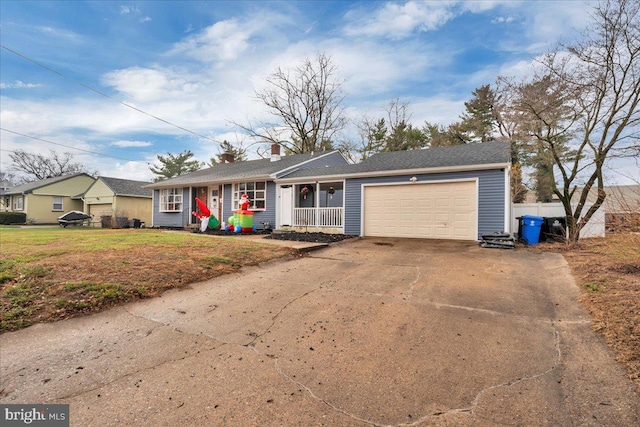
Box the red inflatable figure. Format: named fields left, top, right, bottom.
left=239, top=193, right=251, bottom=211
left=192, top=197, right=211, bottom=219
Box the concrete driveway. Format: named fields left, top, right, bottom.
left=1, top=238, right=639, bottom=426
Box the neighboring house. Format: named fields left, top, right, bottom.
left=0, top=179, right=14, bottom=211
left=83, top=177, right=153, bottom=226
left=147, top=141, right=511, bottom=241
left=520, top=184, right=640, bottom=233
left=145, top=145, right=349, bottom=230
left=572, top=184, right=640, bottom=232
left=2, top=174, right=95, bottom=223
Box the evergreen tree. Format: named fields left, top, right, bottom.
left=149, top=150, right=203, bottom=182
left=209, top=140, right=248, bottom=165
left=460, top=84, right=497, bottom=143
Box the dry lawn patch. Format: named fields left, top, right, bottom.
left=0, top=228, right=295, bottom=331
left=533, top=234, right=640, bottom=391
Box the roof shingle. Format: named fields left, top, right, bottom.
left=281, top=141, right=511, bottom=179
left=145, top=152, right=322, bottom=188
left=99, top=177, right=153, bottom=197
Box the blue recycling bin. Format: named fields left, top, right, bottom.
left=521, top=215, right=544, bottom=245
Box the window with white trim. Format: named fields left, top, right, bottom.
left=52, top=196, right=63, bottom=211
left=159, top=188, right=183, bottom=212
left=232, top=182, right=266, bottom=210
left=13, top=195, right=24, bottom=211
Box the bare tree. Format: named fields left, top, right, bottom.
left=0, top=171, right=18, bottom=187
left=234, top=53, right=346, bottom=154
left=356, top=98, right=427, bottom=159
left=509, top=0, right=640, bottom=243
left=9, top=149, right=96, bottom=182
left=493, top=79, right=532, bottom=203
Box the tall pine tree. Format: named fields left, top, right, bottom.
left=149, top=150, right=203, bottom=182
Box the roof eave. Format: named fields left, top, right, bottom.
left=276, top=162, right=511, bottom=182
left=115, top=194, right=153, bottom=198
left=144, top=174, right=274, bottom=189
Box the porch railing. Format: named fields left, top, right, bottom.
left=293, top=207, right=343, bottom=227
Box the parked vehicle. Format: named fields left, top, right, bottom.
left=58, top=211, right=92, bottom=227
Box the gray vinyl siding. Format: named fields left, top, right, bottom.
left=255, top=182, right=276, bottom=229
left=344, top=169, right=506, bottom=238
left=222, top=182, right=276, bottom=230
left=299, top=151, right=348, bottom=169
left=222, top=184, right=232, bottom=224
left=152, top=188, right=190, bottom=228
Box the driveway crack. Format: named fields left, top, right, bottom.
left=430, top=324, right=563, bottom=422
left=273, top=358, right=380, bottom=426
left=122, top=306, right=231, bottom=345
left=53, top=340, right=224, bottom=402
left=244, top=287, right=321, bottom=347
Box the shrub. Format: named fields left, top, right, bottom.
left=0, top=212, right=27, bottom=225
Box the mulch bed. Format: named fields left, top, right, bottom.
left=266, top=232, right=357, bottom=243
left=202, top=229, right=357, bottom=244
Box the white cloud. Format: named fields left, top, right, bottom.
left=344, top=1, right=457, bottom=39
left=0, top=81, right=42, bottom=89
left=461, top=1, right=503, bottom=13
left=411, top=95, right=466, bottom=126
left=120, top=6, right=139, bottom=15
left=139, top=16, right=151, bottom=23
left=111, top=140, right=153, bottom=148
left=492, top=1, right=592, bottom=55
left=107, top=160, right=155, bottom=181
left=35, top=25, right=83, bottom=43
left=101, top=67, right=202, bottom=102
left=526, top=1, right=591, bottom=44
left=491, top=16, right=514, bottom=24
left=171, top=19, right=254, bottom=63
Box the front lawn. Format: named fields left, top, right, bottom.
left=0, top=228, right=294, bottom=331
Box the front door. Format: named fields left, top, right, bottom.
left=210, top=186, right=222, bottom=221
left=280, top=186, right=293, bottom=226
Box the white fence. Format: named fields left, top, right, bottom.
left=293, top=207, right=343, bottom=227
left=512, top=203, right=605, bottom=238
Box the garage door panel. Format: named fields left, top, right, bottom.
left=89, top=204, right=112, bottom=218
left=435, top=198, right=450, bottom=208
left=363, top=181, right=477, bottom=240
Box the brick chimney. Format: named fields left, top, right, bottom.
left=220, top=153, right=234, bottom=163
left=270, top=144, right=281, bottom=162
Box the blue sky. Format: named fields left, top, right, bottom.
left=2, top=0, right=634, bottom=184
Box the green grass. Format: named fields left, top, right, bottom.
left=64, top=281, right=136, bottom=303
left=583, top=281, right=602, bottom=292
left=0, top=228, right=201, bottom=253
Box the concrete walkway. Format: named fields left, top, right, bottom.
left=1, top=238, right=638, bottom=426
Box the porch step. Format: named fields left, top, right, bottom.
left=271, top=229, right=294, bottom=235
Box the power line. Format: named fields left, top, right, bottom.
left=0, top=44, right=222, bottom=147
left=0, top=128, right=138, bottom=162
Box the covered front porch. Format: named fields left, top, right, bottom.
left=278, top=181, right=344, bottom=233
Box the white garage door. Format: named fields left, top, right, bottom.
left=88, top=204, right=112, bottom=218
left=363, top=181, right=477, bottom=240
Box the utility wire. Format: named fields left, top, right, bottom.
left=0, top=128, right=138, bottom=162
left=0, top=44, right=222, bottom=147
